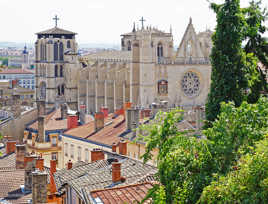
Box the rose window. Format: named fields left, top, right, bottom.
left=181, top=71, right=200, bottom=97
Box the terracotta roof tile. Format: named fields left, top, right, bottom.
left=29, top=108, right=67, bottom=131
left=90, top=183, right=154, bottom=204
left=0, top=148, right=16, bottom=169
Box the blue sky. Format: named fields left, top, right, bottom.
left=0, top=0, right=267, bottom=46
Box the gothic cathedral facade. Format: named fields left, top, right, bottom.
left=79, top=18, right=213, bottom=114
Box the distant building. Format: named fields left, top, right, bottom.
left=0, top=68, right=35, bottom=89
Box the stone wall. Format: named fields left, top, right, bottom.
left=0, top=108, right=37, bottom=141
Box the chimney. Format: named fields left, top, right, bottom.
left=100, top=107, right=109, bottom=118
left=50, top=159, right=57, bottom=194
left=5, top=140, right=16, bottom=154
left=67, top=160, right=72, bottom=170
left=118, top=140, right=127, bottom=155
left=37, top=116, right=45, bottom=143
left=112, top=162, right=121, bottom=183
left=94, top=112, right=104, bottom=132
left=32, top=170, right=48, bottom=204
left=24, top=155, right=37, bottom=192
left=37, top=100, right=46, bottom=116
left=16, top=144, right=26, bottom=169
left=60, top=103, right=68, bottom=119
left=112, top=142, right=117, bottom=153
left=36, top=157, right=44, bottom=171
left=67, top=115, right=78, bottom=130
left=126, top=108, right=139, bottom=130
left=91, top=149, right=105, bottom=162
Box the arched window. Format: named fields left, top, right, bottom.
left=127, top=41, right=131, bottom=51
left=158, top=80, right=168, bottom=95
left=40, top=82, right=46, bottom=99
left=57, top=86, right=61, bottom=96
left=55, top=65, right=58, bottom=77
left=61, top=84, right=65, bottom=95
left=157, top=43, right=163, bottom=57
left=54, top=42, right=58, bottom=61
left=59, top=42, right=64, bottom=61
left=121, top=39, right=125, bottom=48
left=60, top=65, right=63, bottom=77
left=67, top=40, right=71, bottom=48
left=44, top=44, right=46, bottom=61
left=40, top=44, right=43, bottom=61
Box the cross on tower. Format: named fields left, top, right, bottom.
left=53, top=15, right=59, bottom=27
left=139, top=17, right=146, bottom=30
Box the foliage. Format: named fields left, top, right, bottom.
left=200, top=136, right=268, bottom=203
left=0, top=57, right=8, bottom=66
left=140, top=97, right=268, bottom=203
left=205, top=0, right=267, bottom=124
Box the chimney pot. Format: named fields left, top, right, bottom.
left=60, top=103, right=68, bottom=119
left=16, top=144, right=26, bottom=169
left=6, top=141, right=16, bottom=154
left=112, top=162, right=121, bottom=183
left=100, top=107, right=109, bottom=118
left=119, top=140, right=127, bottom=155
left=91, top=149, right=105, bottom=162
left=112, top=142, right=117, bottom=153
left=94, top=112, right=105, bottom=131
left=67, top=115, right=78, bottom=130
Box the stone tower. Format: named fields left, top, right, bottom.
left=35, top=16, right=79, bottom=110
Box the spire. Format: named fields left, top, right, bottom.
left=189, top=17, right=192, bottom=24
left=132, top=22, right=136, bottom=32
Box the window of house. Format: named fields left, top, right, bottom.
left=77, top=146, right=81, bottom=161
left=70, top=144, right=74, bottom=158
left=52, top=152, right=57, bottom=160
left=51, top=136, right=57, bottom=147
left=65, top=143, right=68, bottom=156
left=67, top=40, right=71, bottom=48
left=85, top=148, right=89, bottom=162
left=55, top=65, right=58, bottom=77
left=54, top=42, right=58, bottom=61
left=59, top=42, right=64, bottom=61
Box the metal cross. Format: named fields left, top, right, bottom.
left=139, top=17, right=146, bottom=30
left=53, top=15, right=59, bottom=27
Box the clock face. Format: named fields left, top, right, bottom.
left=181, top=71, right=201, bottom=97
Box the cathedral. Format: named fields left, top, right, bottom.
left=35, top=17, right=212, bottom=113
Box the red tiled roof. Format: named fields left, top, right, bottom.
left=29, top=108, right=67, bottom=131
left=0, top=69, right=33, bottom=74
left=86, top=115, right=125, bottom=146
left=90, top=182, right=154, bottom=204
left=0, top=169, right=32, bottom=204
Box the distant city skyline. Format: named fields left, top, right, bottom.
left=1, top=0, right=267, bottom=46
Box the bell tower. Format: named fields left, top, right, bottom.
left=35, top=15, right=78, bottom=110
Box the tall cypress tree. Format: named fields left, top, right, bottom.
left=205, top=0, right=258, bottom=123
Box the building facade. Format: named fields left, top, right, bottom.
left=35, top=23, right=79, bottom=110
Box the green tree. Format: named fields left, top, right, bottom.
left=140, top=97, right=268, bottom=203
left=205, top=0, right=267, bottom=124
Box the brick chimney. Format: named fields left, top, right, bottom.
left=37, top=100, right=46, bottom=116
left=91, top=149, right=105, bottom=162
left=100, top=107, right=109, bottom=118
left=50, top=159, right=57, bottom=194
left=32, top=170, right=48, bottom=204
left=24, top=155, right=37, bottom=192
left=94, top=112, right=104, bottom=132
left=16, top=144, right=26, bottom=169
left=67, top=115, right=78, bottom=130
left=112, top=162, right=121, bottom=183
left=112, top=142, right=117, bottom=153
left=67, top=160, right=72, bottom=170
left=36, top=157, right=44, bottom=171
left=126, top=108, right=139, bottom=130
left=118, top=140, right=127, bottom=155
left=5, top=140, right=16, bottom=154
left=60, top=103, right=68, bottom=119
left=37, top=116, right=45, bottom=143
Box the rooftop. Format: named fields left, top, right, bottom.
left=90, top=182, right=154, bottom=204
left=0, top=69, right=33, bottom=74
left=36, top=27, right=76, bottom=35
